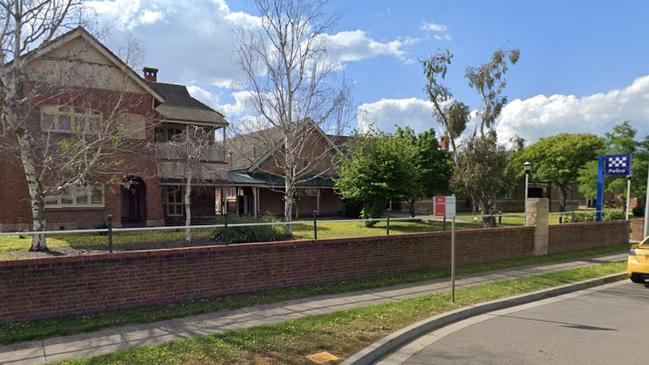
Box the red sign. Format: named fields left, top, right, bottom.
left=434, top=195, right=446, bottom=216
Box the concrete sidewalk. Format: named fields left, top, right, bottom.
left=0, top=253, right=626, bottom=365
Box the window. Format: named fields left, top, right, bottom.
left=503, top=186, right=517, bottom=200
left=156, top=126, right=184, bottom=142
left=164, top=186, right=184, bottom=217
left=0, top=113, right=5, bottom=136
left=44, top=183, right=105, bottom=208
left=40, top=106, right=102, bottom=134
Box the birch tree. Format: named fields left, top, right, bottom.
left=0, top=0, right=147, bottom=250
left=165, top=125, right=215, bottom=243
left=233, top=0, right=349, bottom=230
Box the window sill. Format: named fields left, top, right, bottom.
left=45, top=207, right=105, bottom=211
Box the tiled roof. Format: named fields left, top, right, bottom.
left=147, top=81, right=227, bottom=125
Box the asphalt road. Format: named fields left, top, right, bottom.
left=382, top=281, right=649, bottom=365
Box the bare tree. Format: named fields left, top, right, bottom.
left=0, top=1, right=148, bottom=250
left=165, top=125, right=215, bottom=243
left=233, top=0, right=349, bottom=229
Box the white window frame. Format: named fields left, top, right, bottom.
left=41, top=105, right=102, bottom=134
left=44, top=183, right=105, bottom=209
left=164, top=186, right=185, bottom=217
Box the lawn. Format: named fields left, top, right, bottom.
left=58, top=261, right=626, bottom=365
left=0, top=219, right=482, bottom=259
left=0, top=242, right=629, bottom=345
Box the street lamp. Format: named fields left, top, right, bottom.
left=524, top=161, right=532, bottom=225
left=626, top=173, right=633, bottom=221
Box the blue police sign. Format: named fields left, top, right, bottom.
left=605, top=154, right=632, bottom=176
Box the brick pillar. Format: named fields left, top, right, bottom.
left=526, top=198, right=549, bottom=256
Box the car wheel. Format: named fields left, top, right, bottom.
left=630, top=274, right=645, bottom=284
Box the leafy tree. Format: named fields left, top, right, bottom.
left=335, top=129, right=420, bottom=225
left=465, top=48, right=520, bottom=137
left=512, top=133, right=605, bottom=211
left=577, top=121, right=648, bottom=202
left=421, top=50, right=469, bottom=159
left=452, top=132, right=511, bottom=226
left=395, top=127, right=453, bottom=216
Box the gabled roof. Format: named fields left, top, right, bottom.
left=29, top=26, right=165, bottom=102
left=226, top=120, right=348, bottom=173
left=147, top=81, right=227, bottom=125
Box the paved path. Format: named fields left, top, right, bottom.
left=379, top=280, right=646, bottom=365
left=0, top=253, right=626, bottom=365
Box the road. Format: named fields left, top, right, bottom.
left=379, top=281, right=649, bottom=365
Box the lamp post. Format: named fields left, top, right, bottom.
left=524, top=161, right=532, bottom=225
left=626, top=173, right=632, bottom=221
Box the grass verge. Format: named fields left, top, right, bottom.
left=58, top=261, right=626, bottom=365
left=0, top=243, right=628, bottom=345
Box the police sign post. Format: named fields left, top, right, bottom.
left=596, top=154, right=632, bottom=221
left=435, top=195, right=457, bottom=302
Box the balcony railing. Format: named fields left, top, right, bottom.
left=155, top=142, right=225, bottom=162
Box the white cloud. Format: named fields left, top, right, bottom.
left=86, top=0, right=412, bottom=92
left=420, top=21, right=451, bottom=41
left=139, top=9, right=164, bottom=24
left=357, top=97, right=439, bottom=134
left=320, top=30, right=416, bottom=64
left=497, top=75, right=649, bottom=145
left=420, top=22, right=447, bottom=32
left=187, top=85, right=219, bottom=107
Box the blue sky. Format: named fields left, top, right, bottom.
left=87, top=0, right=649, bottom=144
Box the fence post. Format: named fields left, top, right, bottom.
left=386, top=208, right=391, bottom=236
left=498, top=211, right=502, bottom=225
left=106, top=214, right=113, bottom=253
left=443, top=215, right=446, bottom=231
left=313, top=209, right=318, bottom=240
left=224, top=213, right=229, bottom=245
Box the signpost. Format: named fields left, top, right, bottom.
left=435, top=195, right=457, bottom=302
left=596, top=154, right=632, bottom=221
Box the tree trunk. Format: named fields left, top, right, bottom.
left=480, top=200, right=496, bottom=228
left=559, top=187, right=567, bottom=212
left=184, top=169, right=193, bottom=244
left=409, top=198, right=416, bottom=217
left=16, top=130, right=48, bottom=251
left=284, top=179, right=294, bottom=235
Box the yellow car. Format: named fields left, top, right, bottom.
left=628, top=238, right=649, bottom=284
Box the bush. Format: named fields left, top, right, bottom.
left=360, top=201, right=383, bottom=227
left=633, top=206, right=644, bottom=217
left=210, top=215, right=291, bottom=244
left=342, top=199, right=363, bottom=218
left=603, top=209, right=625, bottom=221
left=564, top=212, right=594, bottom=223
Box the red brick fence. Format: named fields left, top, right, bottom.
left=0, top=221, right=628, bottom=323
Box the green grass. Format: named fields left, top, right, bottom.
left=291, top=219, right=481, bottom=240
left=0, top=242, right=629, bottom=346
left=0, top=219, right=481, bottom=259
left=58, top=261, right=626, bottom=365
left=0, top=228, right=215, bottom=258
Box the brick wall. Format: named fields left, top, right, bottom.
left=0, top=227, right=533, bottom=323
left=548, top=221, right=629, bottom=254
left=0, top=221, right=628, bottom=323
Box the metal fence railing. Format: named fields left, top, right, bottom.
left=0, top=209, right=627, bottom=257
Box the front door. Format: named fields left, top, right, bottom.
left=121, top=177, right=147, bottom=226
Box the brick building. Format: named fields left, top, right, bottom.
left=219, top=123, right=349, bottom=217
left=0, top=27, right=229, bottom=231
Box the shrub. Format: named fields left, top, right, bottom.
left=603, top=209, right=625, bottom=221
left=564, top=212, right=594, bottom=223
left=633, top=206, right=644, bottom=217
left=210, top=215, right=291, bottom=244
left=360, top=202, right=383, bottom=227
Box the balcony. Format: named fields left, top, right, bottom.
left=155, top=142, right=226, bottom=163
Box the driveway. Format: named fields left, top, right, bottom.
left=379, top=280, right=649, bottom=365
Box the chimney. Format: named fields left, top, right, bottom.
left=143, top=67, right=158, bottom=82
left=440, top=135, right=448, bottom=151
